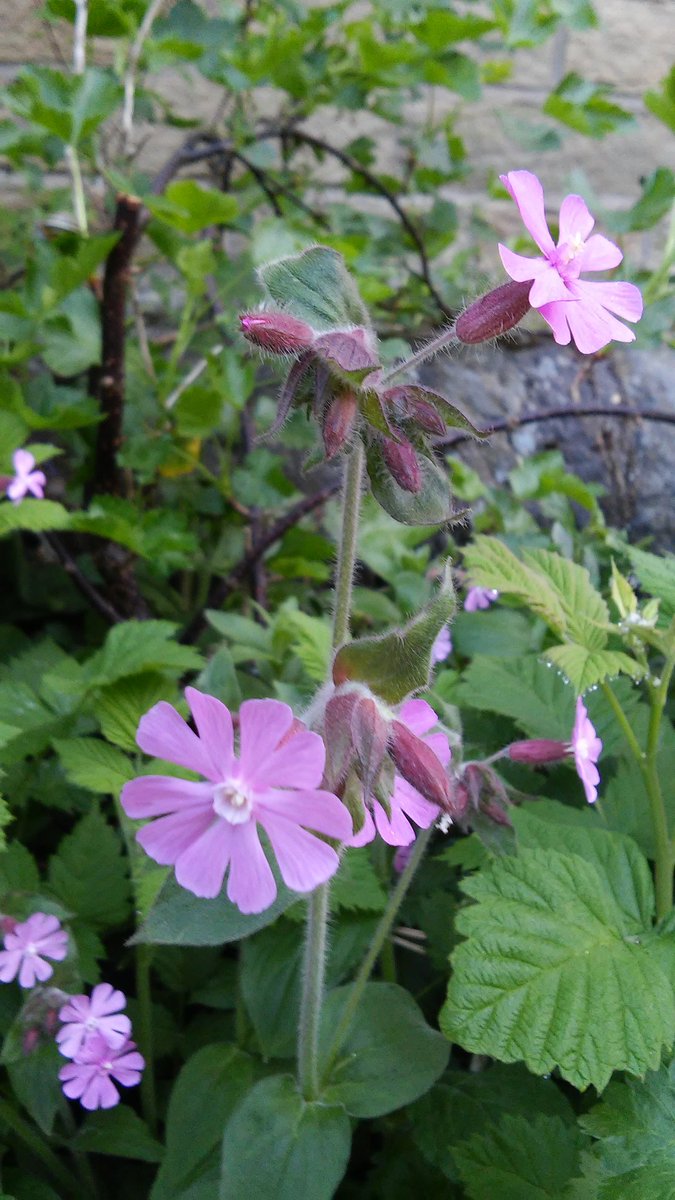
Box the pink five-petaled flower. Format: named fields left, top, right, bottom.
left=6, top=449, right=46, bottom=505
left=571, top=696, right=603, bottom=805
left=350, top=699, right=451, bottom=848
left=121, top=689, right=352, bottom=914
left=0, top=913, right=68, bottom=989
left=56, top=983, right=132, bottom=1060
left=431, top=625, right=452, bottom=664
left=59, top=1035, right=144, bottom=1111
left=464, top=586, right=499, bottom=613
left=498, top=170, right=643, bottom=354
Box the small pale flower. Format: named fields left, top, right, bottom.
left=57, top=983, right=132, bottom=1059
left=0, top=913, right=68, bottom=988
left=499, top=170, right=643, bottom=354
left=464, top=586, right=499, bottom=613
left=350, top=699, right=451, bottom=848
left=59, top=1035, right=144, bottom=1111
left=571, top=696, right=602, bottom=804
left=431, top=626, right=452, bottom=664
left=6, top=449, right=46, bottom=504
left=121, top=689, right=352, bottom=914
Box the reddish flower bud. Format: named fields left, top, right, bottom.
left=1, top=915, right=17, bottom=936
left=314, top=329, right=380, bottom=375
left=507, top=739, right=569, bottom=764
left=390, top=719, right=452, bottom=811
left=240, top=311, right=315, bottom=355
left=323, top=692, right=361, bottom=790
left=351, top=697, right=388, bottom=799
left=455, top=280, right=531, bottom=344
left=381, top=437, right=422, bottom=493
left=383, top=387, right=446, bottom=436
left=322, top=391, right=358, bottom=459
left=276, top=717, right=308, bottom=750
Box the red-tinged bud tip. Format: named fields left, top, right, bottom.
left=322, top=391, right=358, bottom=459
left=275, top=716, right=307, bottom=750
left=383, top=388, right=446, bottom=436
left=455, top=280, right=531, bottom=345
left=351, top=697, right=388, bottom=796
left=381, top=437, right=422, bottom=493
left=239, top=311, right=315, bottom=355
left=390, top=720, right=452, bottom=811
left=507, top=739, right=569, bottom=765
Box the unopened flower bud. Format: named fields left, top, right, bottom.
left=384, top=387, right=446, bottom=436
left=390, top=719, right=452, bottom=811
left=322, top=391, right=358, bottom=458
left=240, top=311, right=315, bottom=355
left=455, top=280, right=531, bottom=345
left=351, top=697, right=388, bottom=798
left=1, top=915, right=17, bottom=936
left=507, top=739, right=569, bottom=764
left=323, top=692, right=360, bottom=790
left=381, top=437, right=422, bottom=493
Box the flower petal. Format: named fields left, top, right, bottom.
left=136, top=702, right=220, bottom=781
left=564, top=298, right=635, bottom=353
left=136, top=807, right=215, bottom=866
left=89, top=983, right=126, bottom=1018
left=174, top=818, right=233, bottom=899
left=249, top=730, right=325, bottom=791
left=237, top=700, right=294, bottom=782
left=399, top=699, right=438, bottom=737
left=12, top=449, right=35, bottom=476
left=558, top=194, right=595, bottom=244
left=498, top=244, right=550, bottom=282
left=395, top=778, right=441, bottom=828
left=121, top=775, right=213, bottom=819
left=185, top=688, right=235, bottom=780
left=576, top=234, right=623, bottom=273
left=260, top=813, right=340, bottom=893
left=348, top=807, right=376, bottom=848
left=227, top=821, right=277, bottom=913
left=529, top=267, right=574, bottom=308
left=0, top=950, right=21, bottom=982
left=500, top=171, right=556, bottom=256
left=422, top=731, right=451, bottom=768
left=256, top=788, right=352, bottom=840
left=574, top=279, right=643, bottom=322
left=373, top=799, right=416, bottom=847
left=6, top=479, right=27, bottom=502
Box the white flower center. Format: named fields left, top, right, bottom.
left=559, top=232, right=585, bottom=265
left=25, top=943, right=37, bottom=956
left=212, top=781, right=253, bottom=825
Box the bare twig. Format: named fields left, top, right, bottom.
left=44, top=534, right=123, bottom=624
left=122, top=0, right=168, bottom=157
left=90, top=194, right=142, bottom=498
left=435, top=403, right=675, bottom=450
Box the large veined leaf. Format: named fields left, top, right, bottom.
left=572, top=1058, right=675, bottom=1199
left=258, top=246, right=370, bottom=331
left=440, top=842, right=675, bottom=1091
left=453, top=1112, right=583, bottom=1200
left=544, top=644, right=644, bottom=691
left=522, top=547, right=609, bottom=649
left=132, top=870, right=299, bottom=946
left=365, top=440, right=460, bottom=527
left=624, top=544, right=675, bottom=621
left=0, top=499, right=70, bottom=536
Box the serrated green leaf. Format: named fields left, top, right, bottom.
left=219, top=1074, right=351, bottom=1200
left=624, top=545, right=675, bottom=620
left=320, top=982, right=449, bottom=1117
left=85, top=621, right=203, bottom=687
left=332, top=563, right=455, bottom=702
left=331, top=847, right=386, bottom=913
left=273, top=606, right=331, bottom=683
left=544, top=73, right=634, bottom=138
left=457, top=654, right=575, bottom=739
left=454, top=1112, right=583, bottom=1200
left=441, top=845, right=675, bottom=1091
left=0, top=843, right=39, bottom=896
left=522, top=547, right=608, bottom=649
left=93, top=673, right=179, bottom=751
left=48, top=807, right=131, bottom=928
left=544, top=644, right=644, bottom=691
left=258, top=245, right=370, bottom=331
left=146, top=180, right=238, bottom=234
left=463, top=537, right=566, bottom=633
left=54, top=738, right=133, bottom=793
left=0, top=500, right=70, bottom=537
left=601, top=726, right=675, bottom=859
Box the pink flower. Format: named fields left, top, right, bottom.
left=0, top=913, right=68, bottom=988
left=464, top=586, right=499, bottom=612
left=57, top=983, right=132, bottom=1060
left=570, top=696, right=602, bottom=804
left=431, top=626, right=452, bottom=664
left=59, top=1035, right=144, bottom=1111
left=498, top=170, right=642, bottom=354
left=121, top=689, right=352, bottom=914
left=6, top=450, right=46, bottom=504
left=350, top=699, right=451, bottom=848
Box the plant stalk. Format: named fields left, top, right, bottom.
left=0, top=1096, right=80, bottom=1197
left=135, top=942, right=158, bottom=1133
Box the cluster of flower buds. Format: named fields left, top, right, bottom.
left=240, top=307, right=487, bottom=497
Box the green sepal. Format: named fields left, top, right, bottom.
left=258, top=246, right=370, bottom=332
left=333, top=563, right=455, bottom=704
left=366, top=439, right=464, bottom=527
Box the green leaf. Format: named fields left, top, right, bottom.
left=440, top=844, right=675, bottom=1091
left=543, top=644, right=644, bottom=691
left=457, top=653, right=575, bottom=739
left=272, top=606, right=331, bottom=683
left=85, top=621, right=203, bottom=687
left=241, top=922, right=302, bottom=1058
left=219, top=1074, right=351, bottom=1200
left=151, top=1044, right=254, bottom=1200
left=544, top=73, right=634, bottom=138
left=522, top=548, right=608, bottom=649
left=48, top=807, right=131, bottom=928
left=454, top=1112, right=583, bottom=1200
left=0, top=843, right=39, bottom=896
left=644, top=66, right=675, bottom=133
left=0, top=500, right=70, bottom=537
left=54, top=738, right=133, bottom=793
left=146, top=181, right=238, bottom=234
left=463, top=537, right=567, bottom=633
left=366, top=440, right=461, bottom=527
left=574, top=1057, right=675, bottom=1197
left=93, top=673, right=180, bottom=751
left=330, top=847, right=386, bottom=913
left=7, top=66, right=121, bottom=145
left=624, top=544, right=675, bottom=619
left=258, top=246, right=370, bottom=332
left=74, top=1106, right=164, bottom=1162
left=601, top=728, right=675, bottom=858
left=320, top=982, right=449, bottom=1117
left=333, top=562, right=455, bottom=702
left=7, top=1043, right=63, bottom=1135
left=133, top=870, right=298, bottom=947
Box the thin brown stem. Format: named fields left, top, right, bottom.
left=435, top=403, right=675, bottom=449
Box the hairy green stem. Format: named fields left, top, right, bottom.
left=0, top=1096, right=79, bottom=1196
left=373, top=839, right=397, bottom=983
left=321, top=825, right=433, bottom=1082
left=135, top=943, right=158, bottom=1133
left=297, top=443, right=364, bottom=1100
left=602, top=678, right=673, bottom=919
left=381, top=327, right=458, bottom=387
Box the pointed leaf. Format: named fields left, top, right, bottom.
left=132, top=870, right=299, bottom=947
left=544, top=644, right=644, bottom=691
left=366, top=439, right=462, bottom=526
left=258, top=246, right=370, bottom=332
left=454, top=1113, right=583, bottom=1200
